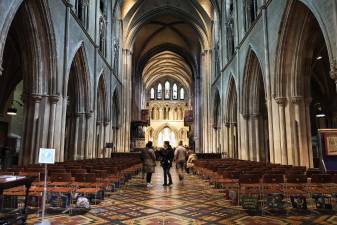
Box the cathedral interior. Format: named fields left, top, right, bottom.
left=1, top=0, right=337, bottom=224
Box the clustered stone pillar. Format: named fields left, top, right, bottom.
left=85, top=112, right=92, bottom=159
left=28, top=94, right=43, bottom=165
left=275, top=97, right=288, bottom=165
left=201, top=49, right=212, bottom=153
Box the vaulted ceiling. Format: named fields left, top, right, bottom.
left=121, top=0, right=217, bottom=93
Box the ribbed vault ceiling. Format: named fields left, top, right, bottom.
left=143, top=51, right=192, bottom=93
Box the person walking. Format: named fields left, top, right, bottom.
left=174, top=141, right=187, bottom=182
left=142, top=141, right=156, bottom=188
left=186, top=149, right=197, bottom=173
left=160, top=141, right=174, bottom=186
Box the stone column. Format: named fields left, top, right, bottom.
left=241, top=114, right=250, bottom=160
left=200, top=50, right=212, bottom=153
left=225, top=122, right=230, bottom=158
left=291, top=96, right=302, bottom=166
left=73, top=113, right=82, bottom=160
left=233, top=123, right=238, bottom=159
left=304, top=98, right=313, bottom=168
left=123, top=49, right=133, bottom=152
left=275, top=97, right=288, bottom=165
left=85, top=112, right=92, bottom=159
left=251, top=114, right=260, bottom=161
left=27, top=94, right=43, bottom=165
left=47, top=95, right=60, bottom=149
left=103, top=121, right=110, bottom=158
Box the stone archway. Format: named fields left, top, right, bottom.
left=274, top=0, right=335, bottom=167
left=241, top=49, right=269, bottom=162
left=96, top=75, right=109, bottom=158
left=64, top=45, right=92, bottom=161
left=0, top=0, right=57, bottom=166
left=225, top=76, right=238, bottom=159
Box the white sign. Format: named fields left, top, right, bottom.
left=38, top=148, right=56, bottom=164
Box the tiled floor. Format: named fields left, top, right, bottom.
left=27, top=166, right=337, bottom=225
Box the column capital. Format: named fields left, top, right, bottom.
left=104, top=121, right=110, bottom=126
left=275, top=97, right=287, bottom=106
left=224, top=122, right=230, bottom=127
left=231, top=122, right=237, bottom=127
left=31, top=93, right=43, bottom=103
left=242, top=113, right=249, bottom=120
left=250, top=113, right=260, bottom=119
left=75, top=112, right=85, bottom=118
left=290, top=96, right=304, bottom=104
left=96, top=121, right=103, bottom=126
left=49, top=95, right=60, bottom=104
left=85, top=112, right=93, bottom=119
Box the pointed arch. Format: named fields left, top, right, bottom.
left=97, top=74, right=108, bottom=122
left=274, top=0, right=333, bottom=99
left=0, top=0, right=57, bottom=95
left=225, top=75, right=237, bottom=124
left=241, top=48, right=266, bottom=116
left=66, top=43, right=92, bottom=113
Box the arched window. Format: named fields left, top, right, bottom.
left=157, top=83, right=162, bottom=99
left=226, top=0, right=235, bottom=58
left=165, top=81, right=170, bottom=99
left=75, top=0, right=89, bottom=29
left=158, top=132, right=163, bottom=147
left=244, top=0, right=258, bottom=31
left=99, top=16, right=107, bottom=56
left=180, top=88, right=185, bottom=100
left=173, top=84, right=178, bottom=100
left=150, top=88, right=155, bottom=100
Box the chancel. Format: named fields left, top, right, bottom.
left=1, top=0, right=337, bottom=224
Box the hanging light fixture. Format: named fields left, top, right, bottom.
left=6, top=107, right=17, bottom=116
left=6, top=100, right=23, bottom=116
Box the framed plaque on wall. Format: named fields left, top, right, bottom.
left=324, top=133, right=337, bottom=156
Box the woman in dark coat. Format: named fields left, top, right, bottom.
left=142, top=141, right=156, bottom=187
left=159, top=141, right=174, bottom=186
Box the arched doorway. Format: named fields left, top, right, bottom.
left=275, top=0, right=335, bottom=167
left=242, top=50, right=270, bottom=162
left=156, top=126, right=177, bottom=148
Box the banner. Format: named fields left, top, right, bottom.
left=184, top=110, right=193, bottom=126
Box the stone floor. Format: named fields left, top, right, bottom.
left=27, top=166, right=337, bottom=225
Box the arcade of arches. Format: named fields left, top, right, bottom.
left=1, top=0, right=337, bottom=169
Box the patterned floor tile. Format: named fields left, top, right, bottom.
left=26, top=165, right=337, bottom=225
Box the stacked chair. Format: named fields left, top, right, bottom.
left=193, top=158, right=337, bottom=214
left=0, top=155, right=142, bottom=214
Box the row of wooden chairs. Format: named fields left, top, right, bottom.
left=194, top=159, right=337, bottom=213
left=0, top=156, right=142, bottom=211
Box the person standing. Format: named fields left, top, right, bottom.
left=174, top=141, right=187, bottom=182
left=160, top=141, right=174, bottom=186
left=142, top=141, right=156, bottom=187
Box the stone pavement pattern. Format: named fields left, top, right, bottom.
left=27, top=166, right=337, bottom=224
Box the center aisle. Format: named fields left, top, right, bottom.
left=28, top=165, right=328, bottom=224
left=90, top=164, right=244, bottom=224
